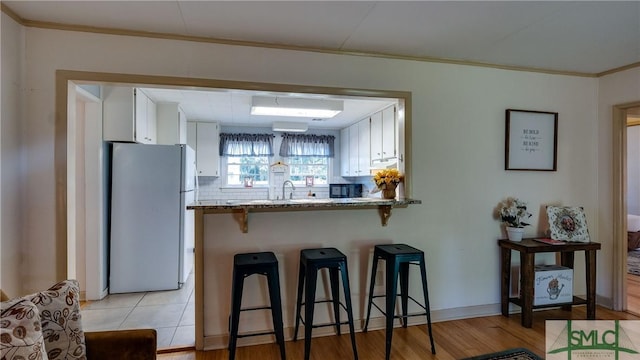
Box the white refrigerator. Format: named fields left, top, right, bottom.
left=109, top=143, right=196, bottom=293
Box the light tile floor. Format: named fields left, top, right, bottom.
left=81, top=272, right=195, bottom=349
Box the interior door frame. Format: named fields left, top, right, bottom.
left=612, top=100, right=640, bottom=310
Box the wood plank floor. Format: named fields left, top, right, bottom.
left=157, top=306, right=639, bottom=360
left=628, top=273, right=640, bottom=316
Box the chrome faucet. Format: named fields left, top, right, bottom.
left=282, top=180, right=296, bottom=199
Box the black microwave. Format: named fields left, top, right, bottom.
left=329, top=184, right=363, bottom=198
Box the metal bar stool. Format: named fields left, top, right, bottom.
left=228, top=252, right=286, bottom=360
left=293, top=248, right=358, bottom=360
left=363, top=244, right=436, bottom=359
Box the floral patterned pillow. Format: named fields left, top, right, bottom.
left=25, top=280, right=86, bottom=360
left=1, top=297, right=49, bottom=360
left=547, top=206, right=590, bottom=242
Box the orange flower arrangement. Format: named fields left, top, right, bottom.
left=373, top=168, right=402, bottom=190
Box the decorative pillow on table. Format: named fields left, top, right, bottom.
left=25, top=280, right=86, bottom=360
left=546, top=206, right=590, bottom=242
left=1, top=297, right=49, bottom=360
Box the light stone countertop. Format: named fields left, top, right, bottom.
left=187, top=197, right=421, bottom=210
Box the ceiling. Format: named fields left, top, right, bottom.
left=139, top=87, right=396, bottom=129
left=5, top=1, right=639, bottom=75
left=5, top=1, right=640, bottom=128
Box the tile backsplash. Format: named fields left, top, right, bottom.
left=196, top=176, right=373, bottom=201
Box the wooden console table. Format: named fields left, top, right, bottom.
left=498, top=238, right=601, bottom=328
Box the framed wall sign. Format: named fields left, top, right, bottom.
left=505, top=109, right=558, bottom=171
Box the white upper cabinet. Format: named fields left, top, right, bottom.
left=186, top=122, right=196, bottom=151
left=340, top=105, right=397, bottom=177
left=357, top=118, right=371, bottom=176
left=370, top=111, right=383, bottom=160
left=370, top=105, right=396, bottom=162
left=145, top=94, right=157, bottom=144
left=348, top=122, right=359, bottom=176
left=381, top=106, right=396, bottom=159
left=134, top=89, right=147, bottom=143
left=187, top=121, right=220, bottom=177
left=156, top=103, right=187, bottom=145
left=340, top=127, right=350, bottom=177
left=103, top=87, right=157, bottom=144
left=340, top=117, right=372, bottom=177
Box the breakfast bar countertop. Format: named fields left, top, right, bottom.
left=188, top=197, right=422, bottom=233
left=187, top=197, right=422, bottom=210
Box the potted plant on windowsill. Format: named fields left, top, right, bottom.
left=497, top=197, right=532, bottom=242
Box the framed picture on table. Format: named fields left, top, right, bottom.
left=505, top=109, right=558, bottom=171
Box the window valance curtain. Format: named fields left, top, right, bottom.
left=279, top=133, right=335, bottom=158
left=219, top=133, right=274, bottom=156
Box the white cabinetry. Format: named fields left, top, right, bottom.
left=156, top=103, right=187, bottom=145
left=340, top=118, right=371, bottom=177
left=348, top=122, right=359, bottom=176
left=187, top=122, right=220, bottom=177
left=370, top=105, right=396, bottom=162
left=370, top=111, right=383, bottom=160
left=186, top=122, right=196, bottom=151
left=357, top=119, right=371, bottom=175
left=340, top=127, right=350, bottom=177
left=103, top=87, right=156, bottom=144
left=145, top=96, right=157, bottom=144
left=381, top=106, right=396, bottom=159
left=340, top=105, right=397, bottom=177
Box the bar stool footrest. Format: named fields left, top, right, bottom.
left=239, top=305, right=272, bottom=312
left=369, top=294, right=428, bottom=317
left=237, top=330, right=277, bottom=339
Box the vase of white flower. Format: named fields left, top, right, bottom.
left=497, top=197, right=532, bottom=242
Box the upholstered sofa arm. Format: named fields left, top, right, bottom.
left=85, top=329, right=157, bottom=360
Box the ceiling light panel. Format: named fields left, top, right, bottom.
left=251, top=96, right=343, bottom=118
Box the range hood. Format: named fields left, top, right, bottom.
left=370, top=158, right=398, bottom=170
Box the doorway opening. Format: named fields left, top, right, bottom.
left=612, top=101, right=640, bottom=316
left=60, top=70, right=412, bottom=350
left=624, top=106, right=640, bottom=316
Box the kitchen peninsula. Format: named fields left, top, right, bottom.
left=187, top=198, right=421, bottom=350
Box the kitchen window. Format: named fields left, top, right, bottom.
left=225, top=156, right=271, bottom=186
left=220, top=133, right=274, bottom=187
left=287, top=156, right=329, bottom=185
left=280, top=133, right=335, bottom=186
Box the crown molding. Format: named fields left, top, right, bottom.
left=1, top=2, right=24, bottom=24
left=597, top=61, right=640, bottom=77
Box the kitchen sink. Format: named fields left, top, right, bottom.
left=349, top=197, right=386, bottom=202
left=288, top=198, right=333, bottom=204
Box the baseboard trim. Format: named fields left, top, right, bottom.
left=201, top=298, right=615, bottom=350
left=202, top=302, right=506, bottom=350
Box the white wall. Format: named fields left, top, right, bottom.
left=628, top=125, right=640, bottom=215
left=0, top=13, right=26, bottom=297
left=10, top=25, right=612, bottom=316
